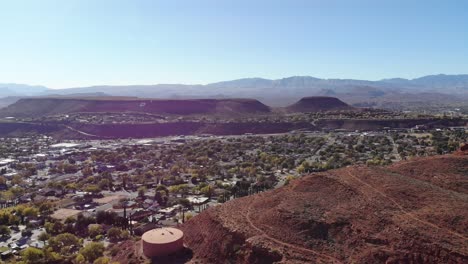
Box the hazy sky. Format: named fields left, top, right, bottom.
left=0, top=0, right=467, bottom=88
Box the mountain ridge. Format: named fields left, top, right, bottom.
left=1, top=74, right=468, bottom=108
left=3, top=74, right=468, bottom=93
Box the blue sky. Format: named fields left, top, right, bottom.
left=0, top=0, right=467, bottom=88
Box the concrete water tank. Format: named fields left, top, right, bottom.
left=141, top=228, right=184, bottom=257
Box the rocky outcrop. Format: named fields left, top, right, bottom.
left=182, top=154, right=468, bottom=263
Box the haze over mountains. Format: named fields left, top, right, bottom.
left=0, top=83, right=48, bottom=97
left=1, top=74, right=468, bottom=108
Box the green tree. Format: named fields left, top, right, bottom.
left=75, top=253, right=86, bottom=264
left=284, top=175, right=297, bottom=186
left=155, top=184, right=169, bottom=195
left=38, top=201, right=54, bottom=216
left=106, top=227, right=122, bottom=242
left=296, top=161, right=310, bottom=174
left=80, top=242, right=105, bottom=263
left=169, top=184, right=189, bottom=195
left=82, top=166, right=93, bottom=177
left=21, top=247, right=45, bottom=264
left=93, top=256, right=111, bottom=264
left=44, top=221, right=64, bottom=235
left=88, top=224, right=103, bottom=239
left=8, top=214, right=20, bottom=226
left=38, top=231, right=50, bottom=242
left=200, top=185, right=214, bottom=198
left=98, top=179, right=111, bottom=190
left=85, top=184, right=101, bottom=195
left=65, top=183, right=78, bottom=191
left=121, top=230, right=130, bottom=240
left=48, top=233, right=81, bottom=256
left=184, top=212, right=194, bottom=222
left=178, top=198, right=191, bottom=209
left=137, top=186, right=147, bottom=198
left=0, top=225, right=10, bottom=237
left=23, top=206, right=39, bottom=218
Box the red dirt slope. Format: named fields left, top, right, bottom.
left=182, top=154, right=468, bottom=263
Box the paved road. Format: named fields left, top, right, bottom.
left=64, top=125, right=105, bottom=138
left=386, top=135, right=402, bottom=161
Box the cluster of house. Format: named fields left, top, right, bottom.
left=0, top=136, right=219, bottom=260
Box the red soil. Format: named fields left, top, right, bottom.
left=182, top=154, right=468, bottom=263
left=458, top=143, right=468, bottom=154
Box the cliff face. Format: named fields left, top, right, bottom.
left=182, top=154, right=468, bottom=263
left=0, top=97, right=271, bottom=117
left=286, top=96, right=354, bottom=112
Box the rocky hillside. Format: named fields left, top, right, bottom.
left=182, top=153, right=468, bottom=263
left=0, top=97, right=271, bottom=117
left=285, top=96, right=354, bottom=112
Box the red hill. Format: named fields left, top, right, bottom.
left=286, top=96, right=354, bottom=112
left=0, top=97, right=271, bottom=117
left=182, top=154, right=468, bottom=263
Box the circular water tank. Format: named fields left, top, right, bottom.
left=141, top=228, right=184, bottom=257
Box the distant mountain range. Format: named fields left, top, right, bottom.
left=0, top=83, right=48, bottom=97
left=1, top=74, right=468, bottom=108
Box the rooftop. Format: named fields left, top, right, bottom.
left=50, top=143, right=82, bottom=148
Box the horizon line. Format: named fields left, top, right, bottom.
left=2, top=72, right=467, bottom=90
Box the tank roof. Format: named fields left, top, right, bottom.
left=142, top=228, right=184, bottom=244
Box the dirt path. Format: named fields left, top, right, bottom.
left=346, top=169, right=468, bottom=243
left=64, top=125, right=107, bottom=138
left=245, top=194, right=343, bottom=264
